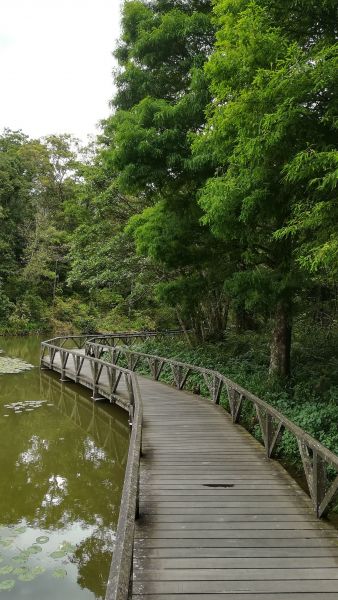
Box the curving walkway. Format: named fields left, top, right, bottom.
left=41, top=346, right=338, bottom=600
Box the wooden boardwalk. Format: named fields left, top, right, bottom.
left=41, top=347, right=338, bottom=600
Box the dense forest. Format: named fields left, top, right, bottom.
left=1, top=0, right=337, bottom=414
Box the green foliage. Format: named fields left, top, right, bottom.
left=113, top=0, right=213, bottom=109
left=190, top=0, right=338, bottom=375
left=51, top=298, right=98, bottom=334
left=0, top=282, right=14, bottom=326
left=100, top=0, right=230, bottom=335
left=0, top=129, right=95, bottom=335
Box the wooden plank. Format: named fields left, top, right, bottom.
left=139, top=493, right=302, bottom=500
left=134, top=529, right=337, bottom=539
left=141, top=514, right=317, bottom=523
left=141, top=507, right=314, bottom=515
left=136, top=521, right=321, bottom=530
left=136, top=557, right=338, bottom=569
left=133, top=547, right=338, bottom=559
left=132, top=595, right=338, bottom=600
left=141, top=472, right=289, bottom=477
left=139, top=499, right=307, bottom=506
left=141, top=483, right=295, bottom=488
left=134, top=537, right=338, bottom=548
left=132, top=581, right=338, bottom=594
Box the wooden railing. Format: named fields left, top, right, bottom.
left=85, top=340, right=338, bottom=519
left=104, top=373, right=142, bottom=600
left=40, top=338, right=143, bottom=600
left=41, top=329, right=184, bottom=352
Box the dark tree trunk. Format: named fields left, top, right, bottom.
left=235, top=307, right=257, bottom=333
left=175, top=309, right=192, bottom=346
left=269, top=300, right=292, bottom=378
left=206, top=297, right=229, bottom=341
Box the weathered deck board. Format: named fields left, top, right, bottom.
left=42, top=350, right=338, bottom=599
left=132, top=367, right=338, bottom=598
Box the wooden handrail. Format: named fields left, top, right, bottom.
left=86, top=341, right=338, bottom=519
left=105, top=373, right=142, bottom=600
left=40, top=339, right=143, bottom=600
left=42, top=329, right=184, bottom=351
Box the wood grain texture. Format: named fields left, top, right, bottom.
left=132, top=374, right=338, bottom=599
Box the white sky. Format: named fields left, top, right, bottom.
left=0, top=0, right=122, bottom=142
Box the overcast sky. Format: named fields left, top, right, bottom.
left=0, top=0, right=122, bottom=141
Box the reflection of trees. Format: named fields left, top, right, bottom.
left=0, top=350, right=129, bottom=598
left=71, top=529, right=114, bottom=599
left=1, top=375, right=129, bottom=530
left=0, top=335, right=43, bottom=366
left=41, top=373, right=129, bottom=460
left=0, top=336, right=44, bottom=404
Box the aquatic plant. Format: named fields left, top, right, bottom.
left=0, top=357, right=34, bottom=375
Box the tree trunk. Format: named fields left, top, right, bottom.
left=175, top=308, right=192, bottom=347
left=269, top=300, right=292, bottom=378
left=235, top=307, right=257, bottom=333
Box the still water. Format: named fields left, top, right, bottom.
left=0, top=336, right=129, bottom=599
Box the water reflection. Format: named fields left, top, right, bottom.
left=0, top=336, right=129, bottom=599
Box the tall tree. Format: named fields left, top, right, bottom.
left=102, top=0, right=231, bottom=336
left=193, top=0, right=338, bottom=375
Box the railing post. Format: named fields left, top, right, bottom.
left=40, top=344, right=49, bottom=370
left=74, top=355, right=81, bottom=383
left=60, top=349, right=69, bottom=382
left=228, top=387, right=243, bottom=424
left=128, top=375, right=135, bottom=428
left=90, top=359, right=104, bottom=401
left=50, top=347, right=56, bottom=368
left=313, top=450, right=327, bottom=518
left=265, top=414, right=273, bottom=457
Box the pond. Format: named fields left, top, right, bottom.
left=0, top=336, right=129, bottom=599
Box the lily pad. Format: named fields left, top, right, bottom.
left=12, top=552, right=29, bottom=562
left=0, top=565, right=13, bottom=575
left=36, top=535, right=49, bottom=544
left=31, top=566, right=45, bottom=576
left=52, top=567, right=67, bottom=579
left=0, top=538, right=13, bottom=547
left=14, top=526, right=27, bottom=534
left=50, top=549, right=67, bottom=559
left=26, top=544, right=42, bottom=554
left=0, top=580, right=15, bottom=591
left=12, top=566, right=29, bottom=576
left=18, top=572, right=36, bottom=582
left=0, top=357, right=34, bottom=374
left=17, top=566, right=44, bottom=582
